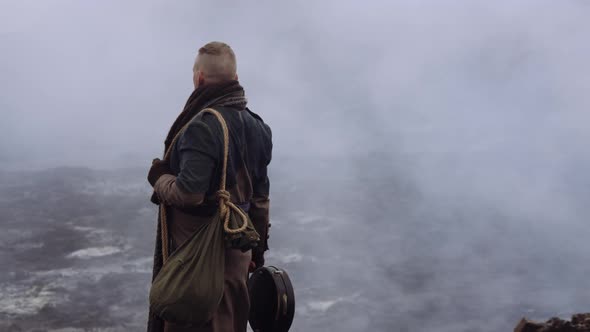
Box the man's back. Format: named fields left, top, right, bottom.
left=167, top=106, right=273, bottom=254
left=170, top=106, right=272, bottom=207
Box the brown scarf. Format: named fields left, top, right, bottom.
left=163, top=80, right=247, bottom=155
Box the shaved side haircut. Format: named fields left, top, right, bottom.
left=194, top=41, right=237, bottom=83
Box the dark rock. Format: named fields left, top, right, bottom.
left=515, top=314, right=590, bottom=332
left=514, top=318, right=544, bottom=332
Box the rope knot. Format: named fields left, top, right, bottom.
left=216, top=190, right=231, bottom=203
left=215, top=189, right=249, bottom=235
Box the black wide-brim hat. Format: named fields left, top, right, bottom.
left=248, top=266, right=295, bottom=332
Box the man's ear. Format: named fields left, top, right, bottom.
left=198, top=72, right=206, bottom=86
left=193, top=72, right=204, bottom=89
left=235, top=74, right=239, bottom=81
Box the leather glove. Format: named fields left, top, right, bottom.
left=251, top=247, right=265, bottom=272
left=147, top=158, right=172, bottom=187
left=248, top=261, right=257, bottom=273
left=150, top=192, right=160, bottom=205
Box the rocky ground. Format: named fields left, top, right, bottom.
left=515, top=313, right=590, bottom=332
left=1, top=159, right=589, bottom=332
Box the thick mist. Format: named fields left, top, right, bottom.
left=1, top=1, right=589, bottom=331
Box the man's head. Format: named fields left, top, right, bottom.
left=193, top=41, right=238, bottom=89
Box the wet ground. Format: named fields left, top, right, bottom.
left=1, top=162, right=589, bottom=332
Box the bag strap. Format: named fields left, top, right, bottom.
left=159, top=108, right=249, bottom=263
left=199, top=108, right=249, bottom=235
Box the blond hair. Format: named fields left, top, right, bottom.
left=194, top=41, right=237, bottom=82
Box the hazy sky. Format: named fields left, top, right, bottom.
left=2, top=0, right=588, bottom=172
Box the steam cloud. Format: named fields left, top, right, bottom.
left=1, top=1, right=589, bottom=331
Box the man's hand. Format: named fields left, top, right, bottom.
left=147, top=158, right=172, bottom=187
left=248, top=261, right=257, bottom=273
left=250, top=247, right=265, bottom=273
left=150, top=192, right=160, bottom=205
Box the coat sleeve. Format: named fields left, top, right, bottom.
left=153, top=174, right=205, bottom=207
left=174, top=120, right=219, bottom=194
left=249, top=122, right=272, bottom=251
left=249, top=182, right=270, bottom=251
left=154, top=120, right=218, bottom=207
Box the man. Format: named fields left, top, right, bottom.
left=146, top=41, right=273, bottom=332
